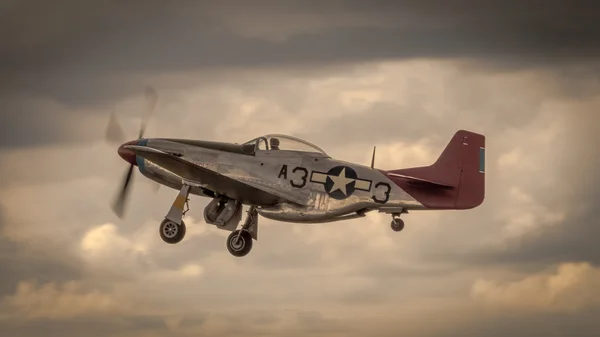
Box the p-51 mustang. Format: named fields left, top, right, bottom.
left=108, top=89, right=485, bottom=257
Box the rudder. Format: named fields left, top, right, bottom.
left=454, top=130, right=485, bottom=209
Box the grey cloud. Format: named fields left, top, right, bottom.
left=0, top=306, right=341, bottom=337
left=0, top=97, right=105, bottom=149
left=0, top=205, right=84, bottom=296
left=294, top=310, right=346, bottom=335
left=3, top=0, right=600, bottom=150
left=241, top=224, right=327, bottom=270
left=436, top=308, right=600, bottom=337
left=0, top=80, right=239, bottom=149
left=217, top=310, right=278, bottom=327
left=296, top=101, right=439, bottom=150
left=455, top=200, right=600, bottom=270
left=2, top=0, right=600, bottom=106
left=2, top=2, right=600, bottom=336
left=423, top=110, right=600, bottom=272
left=5, top=1, right=600, bottom=71
left=334, top=289, right=388, bottom=306
left=296, top=95, right=539, bottom=152
left=0, top=315, right=173, bottom=337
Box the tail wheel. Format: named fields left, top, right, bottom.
left=160, top=219, right=186, bottom=244
left=226, top=230, right=253, bottom=257
left=391, top=218, right=404, bottom=232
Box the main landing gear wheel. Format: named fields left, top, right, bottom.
left=391, top=218, right=405, bottom=232
left=160, top=183, right=191, bottom=244
left=225, top=206, right=258, bottom=257
left=159, top=219, right=187, bottom=244
left=227, top=230, right=253, bottom=257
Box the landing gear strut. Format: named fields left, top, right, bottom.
left=226, top=206, right=258, bottom=257
left=159, top=184, right=191, bottom=244
left=390, top=213, right=405, bottom=232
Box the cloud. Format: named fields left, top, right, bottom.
left=471, top=262, right=600, bottom=312
left=501, top=186, right=566, bottom=239
left=2, top=34, right=600, bottom=335
left=0, top=204, right=84, bottom=299
left=434, top=95, right=600, bottom=270
left=4, top=0, right=600, bottom=78
left=2, top=0, right=600, bottom=143
left=1, top=280, right=127, bottom=320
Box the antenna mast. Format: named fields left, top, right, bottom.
left=370, top=146, right=376, bottom=169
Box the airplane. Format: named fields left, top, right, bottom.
left=107, top=89, right=485, bottom=257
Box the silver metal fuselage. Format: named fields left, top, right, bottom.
left=135, top=138, right=423, bottom=224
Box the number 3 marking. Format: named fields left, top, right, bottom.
left=291, top=167, right=308, bottom=188
left=372, top=182, right=391, bottom=204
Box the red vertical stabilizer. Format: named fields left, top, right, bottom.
left=383, top=130, right=485, bottom=210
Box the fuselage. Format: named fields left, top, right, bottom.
left=129, top=137, right=423, bottom=223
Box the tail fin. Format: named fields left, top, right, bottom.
left=385, top=130, right=485, bottom=210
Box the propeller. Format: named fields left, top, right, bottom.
left=112, top=163, right=135, bottom=218
left=107, top=85, right=160, bottom=219
left=105, top=107, right=126, bottom=144
left=138, top=85, right=158, bottom=139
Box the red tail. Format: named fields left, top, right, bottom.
left=384, top=130, right=485, bottom=210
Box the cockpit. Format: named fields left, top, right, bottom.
left=242, top=134, right=328, bottom=156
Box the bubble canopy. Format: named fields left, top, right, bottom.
left=243, top=134, right=328, bottom=155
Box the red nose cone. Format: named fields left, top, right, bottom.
left=118, top=140, right=138, bottom=166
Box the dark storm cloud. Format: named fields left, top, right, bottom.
left=2, top=0, right=599, bottom=149
left=2, top=0, right=600, bottom=104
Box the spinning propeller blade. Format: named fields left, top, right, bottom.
left=139, top=85, right=157, bottom=139
left=105, top=108, right=126, bottom=144
left=112, top=164, right=135, bottom=219
left=109, top=85, right=159, bottom=218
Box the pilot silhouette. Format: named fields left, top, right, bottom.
left=270, top=138, right=280, bottom=150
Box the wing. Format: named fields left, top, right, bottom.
left=125, top=145, right=310, bottom=206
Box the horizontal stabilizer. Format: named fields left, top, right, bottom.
left=386, top=172, right=455, bottom=189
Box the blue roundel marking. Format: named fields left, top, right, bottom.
left=323, top=166, right=358, bottom=200
left=136, top=138, right=148, bottom=172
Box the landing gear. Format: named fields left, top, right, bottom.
left=159, top=219, right=186, bottom=244
left=227, top=230, right=252, bottom=257
left=159, top=183, right=259, bottom=257
left=225, top=206, right=258, bottom=257
left=390, top=213, right=405, bottom=232
left=159, top=184, right=191, bottom=244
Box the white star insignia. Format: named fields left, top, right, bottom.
left=328, top=168, right=354, bottom=196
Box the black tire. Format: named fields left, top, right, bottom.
left=159, top=219, right=186, bottom=244
left=391, top=218, right=404, bottom=232
left=226, top=230, right=253, bottom=257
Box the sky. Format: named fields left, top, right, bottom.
left=1, top=1, right=600, bottom=336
